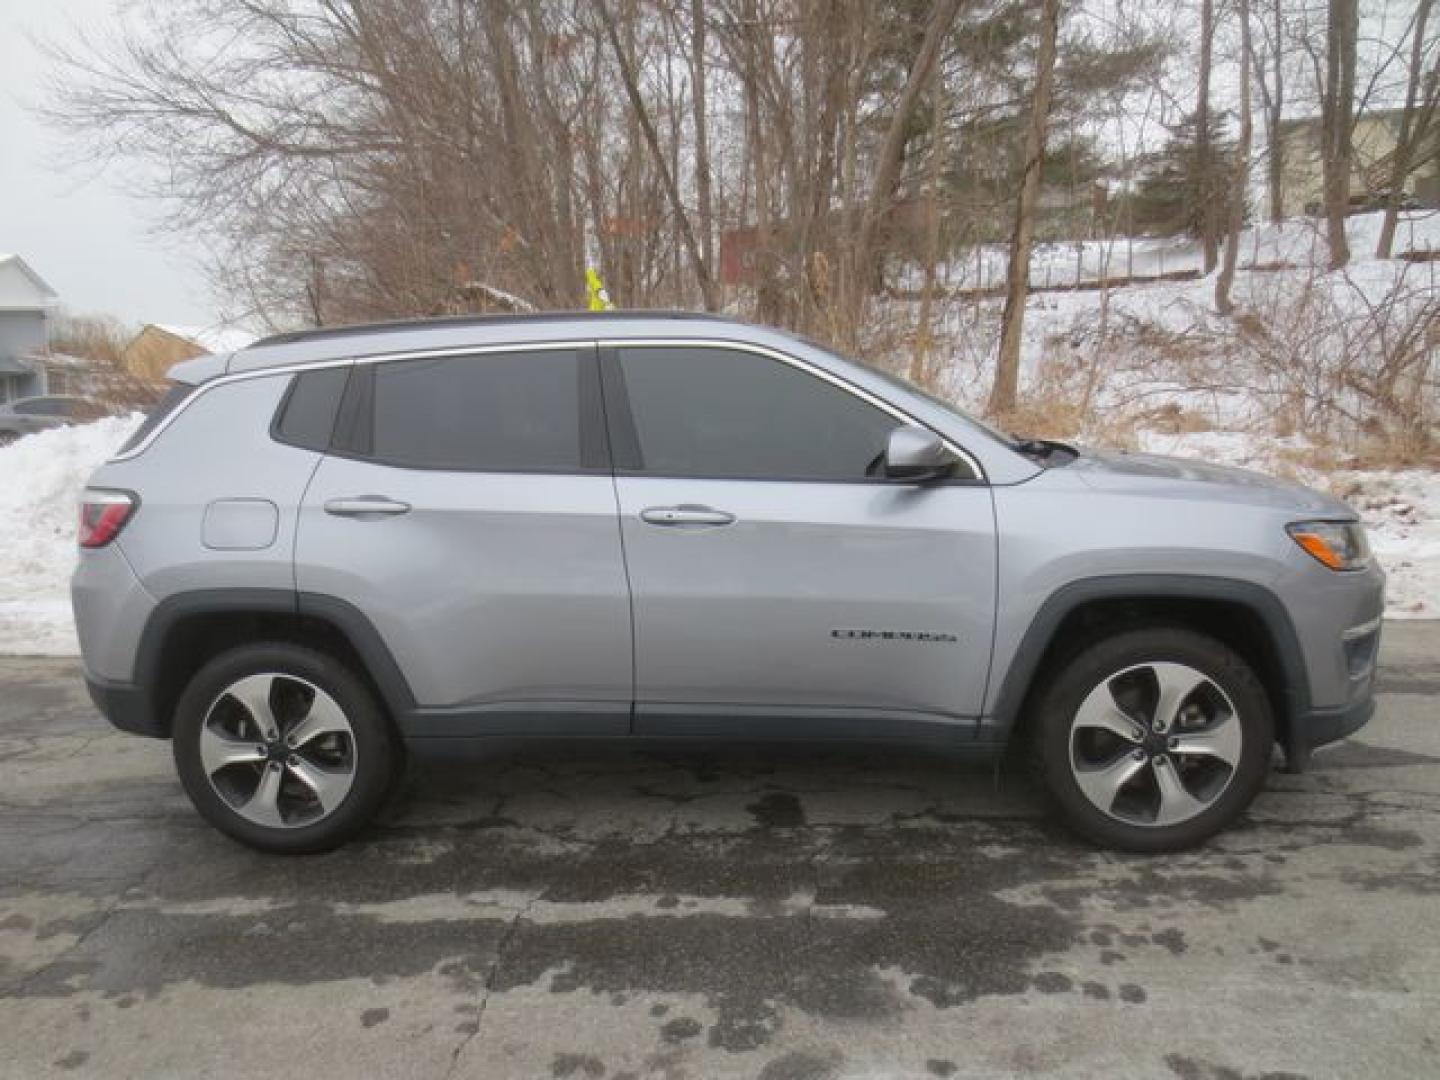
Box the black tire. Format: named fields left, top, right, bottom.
left=172, top=643, right=398, bottom=854
left=1034, top=626, right=1273, bottom=853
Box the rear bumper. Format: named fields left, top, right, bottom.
left=85, top=675, right=166, bottom=739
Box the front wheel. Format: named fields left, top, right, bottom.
left=172, top=643, right=398, bottom=853
left=1034, top=627, right=1273, bottom=852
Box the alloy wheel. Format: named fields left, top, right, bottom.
left=199, top=672, right=358, bottom=828
left=1068, top=661, right=1243, bottom=827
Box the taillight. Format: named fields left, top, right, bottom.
left=78, top=490, right=139, bottom=549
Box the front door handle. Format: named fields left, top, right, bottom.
left=324, top=496, right=412, bottom=518
left=639, top=505, right=736, bottom=528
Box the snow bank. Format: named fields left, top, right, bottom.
left=0, top=415, right=141, bottom=655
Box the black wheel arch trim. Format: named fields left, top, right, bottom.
left=989, top=573, right=1310, bottom=744
left=122, top=588, right=416, bottom=736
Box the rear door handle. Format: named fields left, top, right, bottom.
left=324, top=496, right=412, bottom=518
left=639, top=505, right=736, bottom=528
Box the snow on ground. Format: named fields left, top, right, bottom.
left=0, top=415, right=141, bottom=655
left=897, top=208, right=1440, bottom=293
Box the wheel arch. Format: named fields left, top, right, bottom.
left=991, top=574, right=1308, bottom=757
left=132, top=588, right=415, bottom=737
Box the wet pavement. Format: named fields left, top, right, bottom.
left=1, top=623, right=1438, bottom=1079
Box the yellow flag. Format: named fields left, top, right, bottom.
left=586, top=267, right=614, bottom=311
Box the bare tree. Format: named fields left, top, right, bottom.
left=1320, top=0, right=1359, bottom=270
left=988, top=0, right=1061, bottom=415
left=689, top=0, right=716, bottom=277
left=596, top=0, right=720, bottom=309
left=849, top=0, right=967, bottom=315
left=911, top=78, right=946, bottom=387
left=1216, top=0, right=1254, bottom=316
left=1196, top=0, right=1219, bottom=272
left=36, top=0, right=1176, bottom=373
left=1252, top=0, right=1287, bottom=222
left=1377, top=0, right=1439, bottom=258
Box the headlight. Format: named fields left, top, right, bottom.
left=1287, top=520, right=1370, bottom=571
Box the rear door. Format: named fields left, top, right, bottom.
left=295, top=344, right=633, bottom=734
left=603, top=342, right=997, bottom=737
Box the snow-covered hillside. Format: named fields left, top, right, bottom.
left=896, top=209, right=1440, bottom=296
left=878, top=210, right=1439, bottom=617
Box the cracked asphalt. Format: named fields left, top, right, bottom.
left=1, top=623, right=1438, bottom=1079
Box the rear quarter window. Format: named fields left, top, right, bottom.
left=114, top=384, right=197, bottom=456
left=272, top=367, right=351, bottom=451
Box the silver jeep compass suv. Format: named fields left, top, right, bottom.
left=71, top=313, right=1384, bottom=854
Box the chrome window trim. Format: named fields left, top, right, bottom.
left=109, top=336, right=987, bottom=482
left=109, top=356, right=356, bottom=463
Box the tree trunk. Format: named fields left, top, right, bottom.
left=850, top=0, right=966, bottom=311
left=911, top=80, right=946, bottom=387
left=1321, top=0, right=1358, bottom=271
left=988, top=0, right=1060, bottom=416
left=1216, top=0, right=1253, bottom=315
left=1254, top=0, right=1285, bottom=222
left=597, top=0, right=720, bottom=310
left=689, top=0, right=715, bottom=277
left=1197, top=0, right=1218, bottom=273
left=1377, top=0, right=1436, bottom=259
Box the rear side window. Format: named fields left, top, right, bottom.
left=115, top=384, right=196, bottom=456
left=338, top=349, right=600, bottom=473
left=273, top=367, right=349, bottom=451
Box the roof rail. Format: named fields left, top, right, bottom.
left=252, top=309, right=730, bottom=348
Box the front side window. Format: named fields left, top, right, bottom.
left=614, top=346, right=903, bottom=481
left=353, top=349, right=591, bottom=472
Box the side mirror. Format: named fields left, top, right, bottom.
left=883, top=426, right=958, bottom=482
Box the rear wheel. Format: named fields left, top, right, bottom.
left=172, top=643, right=397, bottom=853
left=1034, top=627, right=1273, bottom=852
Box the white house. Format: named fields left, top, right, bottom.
left=0, top=254, right=60, bottom=403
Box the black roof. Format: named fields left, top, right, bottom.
left=253, top=309, right=732, bottom=348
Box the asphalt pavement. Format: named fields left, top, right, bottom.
left=1, top=623, right=1437, bottom=1079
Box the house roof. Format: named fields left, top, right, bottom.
left=148, top=323, right=258, bottom=355
left=0, top=355, right=35, bottom=376
left=0, top=254, right=60, bottom=311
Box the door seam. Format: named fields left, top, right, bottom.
left=591, top=340, right=640, bottom=732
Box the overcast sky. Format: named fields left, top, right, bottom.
left=1, top=0, right=222, bottom=330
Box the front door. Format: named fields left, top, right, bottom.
left=296, top=344, right=633, bottom=734
left=603, top=343, right=997, bottom=737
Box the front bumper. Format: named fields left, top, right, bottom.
left=1282, top=610, right=1380, bottom=772
left=1283, top=693, right=1375, bottom=772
